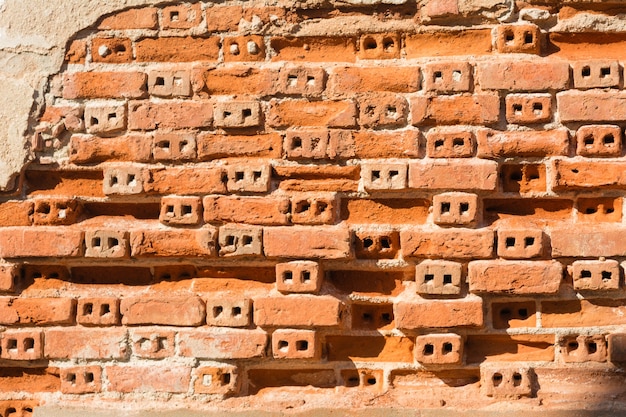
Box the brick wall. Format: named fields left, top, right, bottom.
left=4, top=0, right=626, bottom=413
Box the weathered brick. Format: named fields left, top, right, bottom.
left=408, top=159, right=498, bottom=190
left=0, top=330, right=43, bottom=360
left=0, top=201, right=33, bottom=227
left=542, top=299, right=626, bottom=327
left=69, top=134, right=152, bottom=164
left=106, top=365, right=191, bottom=393
left=426, top=128, right=475, bottom=158
left=0, top=227, right=84, bottom=258
left=423, top=61, right=473, bottom=94
left=328, top=336, right=414, bottom=363
left=128, top=100, right=213, bottom=130
left=468, top=260, right=563, bottom=294
left=576, top=125, right=622, bottom=157
left=201, top=67, right=277, bottom=96
left=476, top=128, right=569, bottom=158
left=98, top=7, right=158, bottom=29
left=478, top=60, right=570, bottom=91
left=63, top=72, right=147, bottom=99
left=505, top=93, right=552, bottom=124
left=203, top=196, right=290, bottom=226
left=223, top=35, right=266, bottom=62
left=130, top=329, right=175, bottom=359
left=329, top=66, right=420, bottom=95
left=354, top=130, right=420, bottom=158
left=44, top=328, right=127, bottom=359
left=91, top=38, right=132, bottom=63
left=145, top=167, right=226, bottom=195
left=401, top=228, right=494, bottom=259
left=358, top=93, right=408, bottom=128
left=395, top=296, right=484, bottom=329
left=162, top=3, right=203, bottom=29
left=276, top=66, right=327, bottom=97
left=264, top=226, right=352, bottom=259
left=358, top=33, right=401, bottom=59
left=558, top=90, right=626, bottom=122
left=272, top=329, right=320, bottom=359
left=0, top=297, right=75, bottom=325
left=197, top=132, right=282, bottom=159
left=268, top=99, right=357, bottom=128
left=135, top=37, right=220, bottom=62
left=178, top=328, right=267, bottom=359
left=551, top=225, right=626, bottom=257
left=77, top=297, right=120, bottom=326
left=120, top=296, right=206, bottom=326
left=60, top=366, right=102, bottom=394
left=254, top=295, right=342, bottom=327
left=152, top=132, right=196, bottom=161
left=411, top=94, right=500, bottom=125
left=495, top=24, right=542, bottom=54
left=130, top=227, right=217, bottom=257
left=271, top=37, right=357, bottom=62
left=572, top=60, right=621, bottom=90
left=33, top=197, right=82, bottom=226
left=552, top=159, right=626, bottom=190
left=405, top=30, right=493, bottom=58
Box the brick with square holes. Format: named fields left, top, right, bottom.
left=60, top=366, right=102, bottom=394
left=433, top=192, right=480, bottom=227
left=77, top=297, right=120, bottom=326
left=85, top=230, right=129, bottom=258
left=277, top=66, right=327, bottom=96
left=415, top=259, right=463, bottom=295
left=84, top=102, right=127, bottom=134
left=341, top=368, right=384, bottom=390
left=351, top=303, right=394, bottom=330
left=103, top=164, right=145, bottom=195
left=0, top=330, right=42, bottom=360
left=500, top=163, right=546, bottom=193
left=415, top=333, right=463, bottom=365
left=576, top=125, right=622, bottom=157
left=225, top=164, right=271, bottom=193
left=153, top=132, right=196, bottom=161
left=159, top=196, right=202, bottom=226
left=481, top=365, right=534, bottom=398
left=214, top=101, right=262, bottom=128
left=496, top=228, right=544, bottom=259
left=161, top=3, right=202, bottom=29
left=572, top=60, right=621, bottom=90
left=33, top=198, right=82, bottom=225
left=284, top=130, right=330, bottom=159
left=358, top=33, right=400, bottom=59
left=194, top=366, right=240, bottom=395
left=276, top=261, right=322, bottom=293
left=492, top=301, right=537, bottom=329
left=577, top=197, right=622, bottom=223
left=354, top=230, right=400, bottom=259
left=361, top=162, right=407, bottom=191
left=358, top=93, right=408, bottom=128
left=571, top=259, right=620, bottom=291
left=272, top=329, right=319, bottom=359
left=148, top=69, right=191, bottom=97
left=424, top=61, right=473, bottom=94
left=290, top=193, right=338, bottom=225
left=495, top=24, right=541, bottom=54
left=218, top=225, right=263, bottom=257
left=426, top=129, right=475, bottom=158
left=506, top=94, right=552, bottom=124
left=205, top=298, right=251, bottom=327
left=560, top=334, right=607, bottom=363
left=223, top=35, right=265, bottom=62
left=131, top=329, right=175, bottom=358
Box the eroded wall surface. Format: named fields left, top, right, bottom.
left=2, top=0, right=626, bottom=415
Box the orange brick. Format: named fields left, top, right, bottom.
left=223, top=35, right=266, bottom=62
left=552, top=159, right=626, bottom=190
left=271, top=37, right=357, bottom=62
left=254, top=295, right=342, bottom=327
left=476, top=128, right=570, bottom=158
left=98, top=7, right=158, bottom=30
left=466, top=335, right=555, bottom=363
left=178, top=328, right=267, bottom=359
left=203, top=196, right=290, bottom=226
left=411, top=94, right=500, bottom=125
left=408, top=159, right=498, bottom=190
left=551, top=225, right=626, bottom=257
left=162, top=3, right=203, bottom=29
left=63, top=72, right=147, bottom=99
left=477, top=60, right=570, bottom=91
left=329, top=66, right=420, bottom=95
left=201, top=67, right=277, bottom=96
left=395, top=296, right=484, bottom=329
left=0, top=227, right=84, bottom=258
left=106, top=365, right=191, bottom=393
left=358, top=33, right=401, bottom=59
left=542, top=299, right=626, bottom=327
left=327, top=336, right=414, bottom=362
left=264, top=226, right=352, bottom=259
left=69, top=134, right=152, bottom=164
left=120, top=296, right=206, bottom=326
left=129, top=100, right=213, bottom=130
left=0, top=201, right=33, bottom=227
left=558, top=90, right=626, bottom=122
left=65, top=39, right=86, bottom=64
left=401, top=228, right=494, bottom=259
left=197, top=133, right=282, bottom=160
left=0, top=297, right=75, bottom=326
left=405, top=30, right=492, bottom=58
left=268, top=99, right=357, bottom=128
left=44, top=328, right=127, bottom=359
left=91, top=38, right=132, bottom=63
left=145, top=167, right=226, bottom=195
left=205, top=5, right=242, bottom=32
left=130, top=227, right=217, bottom=258
left=136, top=37, right=220, bottom=62
left=468, top=260, right=563, bottom=294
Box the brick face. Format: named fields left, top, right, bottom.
left=15, top=0, right=626, bottom=412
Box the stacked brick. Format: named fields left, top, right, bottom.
left=5, top=0, right=626, bottom=413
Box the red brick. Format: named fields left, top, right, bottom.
left=201, top=67, right=277, bottom=96
left=205, top=298, right=251, bottom=327
left=60, top=366, right=102, bottom=394
left=162, top=3, right=202, bottom=29
left=276, top=261, right=323, bottom=293
left=145, top=167, right=226, bottom=195
left=263, top=226, right=352, bottom=259
left=130, top=227, right=217, bottom=257
left=203, top=196, right=290, bottom=226
left=276, top=66, right=327, bottom=97
left=0, top=201, right=32, bottom=227
left=69, top=134, right=152, bottom=164
left=223, top=35, right=266, bottom=62
left=358, top=93, right=408, bottom=128
left=476, top=128, right=569, bottom=158
left=571, top=259, right=620, bottom=291
left=426, top=128, right=475, bottom=158
left=136, top=37, right=220, bottom=62
left=91, top=38, right=132, bottom=63
left=329, top=66, right=420, bottom=95
left=477, top=60, right=570, bottom=91
left=0, top=263, right=19, bottom=292
left=254, top=295, right=342, bottom=327
left=272, top=329, right=320, bottom=359
left=411, top=94, right=500, bottom=125
left=468, top=335, right=554, bottom=362
left=130, top=329, right=175, bottom=359
left=353, top=130, right=420, bottom=158
left=205, top=5, right=242, bottom=32
left=271, top=36, right=357, bottom=62
left=405, top=30, right=492, bottom=58
left=551, top=225, right=626, bottom=257
left=358, top=33, right=401, bottom=59
left=552, top=159, right=626, bottom=190
left=468, top=260, right=563, bottom=294
left=44, top=328, right=127, bottom=359
left=495, top=24, right=542, bottom=54
left=0, top=330, right=43, bottom=360
left=77, top=297, right=120, bottom=326
left=84, top=229, right=129, bottom=259
left=120, top=296, right=206, bottom=326
left=408, top=159, right=498, bottom=190
left=505, top=93, right=552, bottom=124
left=268, top=99, right=356, bottom=128
left=423, top=61, right=473, bottom=94
left=558, top=90, right=626, bottom=122
left=194, top=366, right=240, bottom=395
left=576, top=125, right=622, bottom=157
left=0, top=227, right=84, bottom=258
left=178, top=328, right=267, bottom=359
left=395, top=296, right=484, bottom=329
left=152, top=132, right=196, bottom=161
left=496, top=228, right=545, bottom=259
left=401, top=228, right=494, bottom=259
left=0, top=297, right=75, bottom=325
left=197, top=132, right=282, bottom=159
left=542, top=299, right=626, bottom=327
left=106, top=365, right=191, bottom=393
left=572, top=60, right=620, bottom=89
left=328, top=336, right=414, bottom=363
left=65, top=39, right=86, bottom=64
left=32, top=197, right=82, bottom=226
left=354, top=230, right=400, bottom=259
left=128, top=100, right=213, bottom=130
left=148, top=69, right=192, bottom=98
left=159, top=196, right=202, bottom=226
left=415, top=333, right=463, bottom=365
left=63, top=72, right=147, bottom=99
left=98, top=7, right=158, bottom=30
